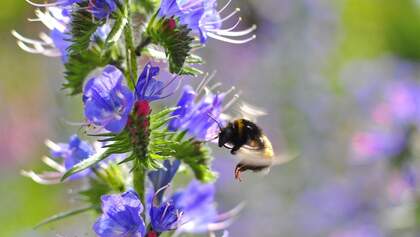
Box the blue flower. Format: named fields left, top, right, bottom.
left=150, top=201, right=182, bottom=232
left=135, top=63, right=179, bottom=102
left=94, top=190, right=146, bottom=237
left=148, top=159, right=181, bottom=203
left=168, top=85, right=225, bottom=140
left=171, top=180, right=237, bottom=234
left=47, top=135, right=95, bottom=179
left=88, top=0, right=118, bottom=20
left=13, top=5, right=111, bottom=63
left=83, top=65, right=134, bottom=133
left=158, top=0, right=256, bottom=44
left=59, top=0, right=82, bottom=6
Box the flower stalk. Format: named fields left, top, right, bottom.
left=124, top=0, right=138, bottom=89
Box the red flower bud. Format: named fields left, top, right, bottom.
left=134, top=100, right=151, bottom=117
left=147, top=231, right=158, bottom=237
left=166, top=18, right=177, bottom=31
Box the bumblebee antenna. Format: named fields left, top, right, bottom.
left=207, top=113, right=223, bottom=131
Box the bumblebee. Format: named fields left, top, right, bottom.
left=217, top=118, right=275, bottom=181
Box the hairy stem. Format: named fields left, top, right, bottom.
left=133, top=163, right=146, bottom=219
left=124, top=0, right=138, bottom=89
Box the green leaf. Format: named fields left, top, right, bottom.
left=79, top=178, right=111, bottom=208
left=172, top=140, right=217, bottom=183
left=63, top=47, right=111, bottom=95
left=146, top=16, right=194, bottom=74
left=34, top=205, right=96, bottom=229
left=104, top=16, right=128, bottom=49
left=179, top=65, right=203, bottom=76
left=68, top=2, right=102, bottom=55
left=61, top=151, right=110, bottom=181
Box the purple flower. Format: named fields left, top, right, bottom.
left=83, top=65, right=134, bottom=133
left=168, top=85, right=225, bottom=140
left=59, top=0, right=82, bottom=6
left=150, top=201, right=182, bottom=232
left=329, top=225, right=383, bottom=237
left=351, top=131, right=406, bottom=162
left=88, top=0, right=118, bottom=20
left=148, top=159, right=181, bottom=203
left=171, top=180, right=236, bottom=234
left=158, top=0, right=255, bottom=44
left=47, top=135, right=95, bottom=179
left=94, top=190, right=146, bottom=237
left=384, top=80, right=420, bottom=125
left=135, top=63, right=180, bottom=102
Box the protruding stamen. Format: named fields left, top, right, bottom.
left=39, top=32, right=54, bottom=44
left=223, top=93, right=240, bottom=111
left=205, top=8, right=240, bottom=25
left=45, top=139, right=61, bottom=152
left=210, top=17, right=242, bottom=33
left=210, top=82, right=222, bottom=91
left=21, top=170, right=62, bottom=185
left=218, top=0, right=233, bottom=14
left=42, top=156, right=66, bottom=173
left=25, top=0, right=60, bottom=7
left=215, top=24, right=257, bottom=37
left=207, top=32, right=256, bottom=44
left=197, top=71, right=217, bottom=95
left=153, top=184, right=171, bottom=205
left=12, top=31, right=49, bottom=45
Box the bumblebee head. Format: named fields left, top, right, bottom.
left=218, top=123, right=234, bottom=147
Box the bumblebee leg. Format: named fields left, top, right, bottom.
left=231, top=145, right=241, bottom=155
left=234, top=164, right=244, bottom=182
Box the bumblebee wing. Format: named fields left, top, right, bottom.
left=236, top=150, right=298, bottom=168
left=231, top=102, right=267, bottom=123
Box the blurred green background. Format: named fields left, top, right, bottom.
left=2, top=0, right=420, bottom=236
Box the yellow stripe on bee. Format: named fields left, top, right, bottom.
left=262, top=135, right=274, bottom=158
left=235, top=119, right=245, bottom=137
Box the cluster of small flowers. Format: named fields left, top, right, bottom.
left=350, top=71, right=420, bottom=200
left=16, top=0, right=256, bottom=236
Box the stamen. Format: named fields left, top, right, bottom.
left=214, top=202, right=245, bottom=221
left=35, top=9, right=67, bottom=32
left=12, top=31, right=49, bottom=45
left=27, top=17, right=42, bottom=22
left=215, top=25, right=257, bottom=37
left=45, top=139, right=62, bottom=152
left=42, top=156, right=66, bottom=173
left=197, top=71, right=216, bottom=95
left=218, top=0, right=232, bottom=14
left=209, top=17, right=242, bottom=33
left=156, top=76, right=184, bottom=99
left=210, top=82, right=222, bottom=91
left=205, top=8, right=240, bottom=25
left=161, top=202, right=171, bottom=222
left=16, top=41, right=42, bottom=54
left=223, top=93, right=240, bottom=111
left=20, top=170, right=61, bottom=185
left=207, top=32, right=256, bottom=44
left=153, top=184, right=171, bottom=205
left=224, top=86, right=236, bottom=96
left=39, top=32, right=54, bottom=44
left=25, top=0, right=60, bottom=7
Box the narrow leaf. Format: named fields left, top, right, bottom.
left=35, top=205, right=97, bottom=229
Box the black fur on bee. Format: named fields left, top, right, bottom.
left=218, top=118, right=266, bottom=155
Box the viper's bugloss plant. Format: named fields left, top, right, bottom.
left=16, top=0, right=255, bottom=236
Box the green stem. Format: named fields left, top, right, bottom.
left=133, top=163, right=146, bottom=219
left=124, top=0, right=138, bottom=89
left=135, top=36, right=151, bottom=56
